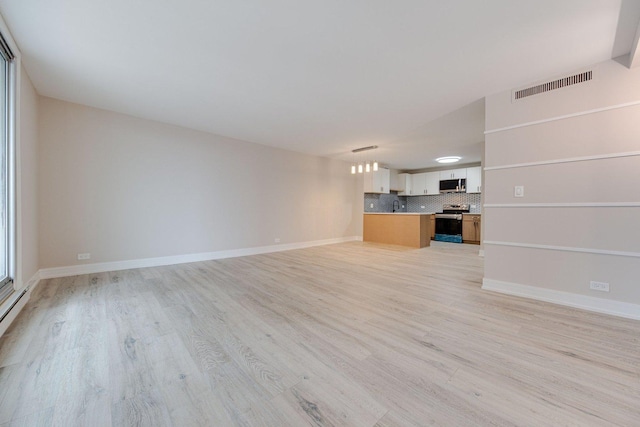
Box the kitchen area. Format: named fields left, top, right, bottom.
left=362, top=165, right=482, bottom=248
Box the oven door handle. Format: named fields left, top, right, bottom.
left=435, top=214, right=462, bottom=220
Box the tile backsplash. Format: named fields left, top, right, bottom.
left=364, top=193, right=407, bottom=213
left=364, top=192, right=481, bottom=213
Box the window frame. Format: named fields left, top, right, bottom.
left=0, top=30, right=15, bottom=302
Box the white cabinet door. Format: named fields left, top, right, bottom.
left=466, top=166, right=482, bottom=193
left=440, top=168, right=467, bottom=180
left=396, top=173, right=411, bottom=194
left=425, top=172, right=440, bottom=194
left=389, top=169, right=399, bottom=191
left=364, top=168, right=390, bottom=194
left=410, top=173, right=426, bottom=195
left=376, top=168, right=390, bottom=193
left=406, top=172, right=439, bottom=195
left=363, top=170, right=375, bottom=193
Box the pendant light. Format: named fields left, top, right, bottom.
left=351, top=145, right=379, bottom=174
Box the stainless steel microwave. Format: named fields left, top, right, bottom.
left=439, top=178, right=466, bottom=193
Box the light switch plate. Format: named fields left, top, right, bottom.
left=514, top=186, right=524, bottom=197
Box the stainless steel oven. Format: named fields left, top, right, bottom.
left=435, top=204, right=469, bottom=243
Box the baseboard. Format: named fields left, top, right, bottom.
left=0, top=271, right=42, bottom=336
left=482, top=278, right=640, bottom=321
left=39, top=236, right=361, bottom=280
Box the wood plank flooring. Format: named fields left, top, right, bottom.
left=0, top=241, right=639, bottom=426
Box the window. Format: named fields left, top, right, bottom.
left=0, top=33, right=14, bottom=304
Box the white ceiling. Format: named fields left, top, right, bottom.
left=1, top=0, right=638, bottom=170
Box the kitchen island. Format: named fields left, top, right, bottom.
left=363, top=213, right=433, bottom=248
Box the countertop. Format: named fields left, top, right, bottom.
left=363, top=212, right=435, bottom=215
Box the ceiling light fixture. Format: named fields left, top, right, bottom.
left=351, top=146, right=379, bottom=174
left=435, top=156, right=461, bottom=164
left=352, top=145, right=378, bottom=153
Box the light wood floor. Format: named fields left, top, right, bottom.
left=0, top=242, right=639, bottom=426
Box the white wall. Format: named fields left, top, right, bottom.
left=38, top=97, right=360, bottom=269
left=483, top=59, right=640, bottom=317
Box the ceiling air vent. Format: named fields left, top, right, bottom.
left=514, top=70, right=592, bottom=100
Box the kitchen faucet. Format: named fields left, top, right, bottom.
left=392, top=200, right=400, bottom=213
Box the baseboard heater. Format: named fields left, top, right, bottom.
left=0, top=287, right=28, bottom=325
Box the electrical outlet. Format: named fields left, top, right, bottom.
left=77, top=253, right=91, bottom=260
left=370, top=203, right=374, bottom=208
left=274, top=238, right=280, bottom=243
left=514, top=186, right=524, bottom=197
left=402, top=205, right=405, bottom=208
left=421, top=206, right=425, bottom=209
left=590, top=281, right=609, bottom=292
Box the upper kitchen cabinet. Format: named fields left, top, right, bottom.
left=426, top=172, right=440, bottom=194
left=364, top=167, right=390, bottom=194
left=440, top=168, right=467, bottom=180
left=466, top=166, right=482, bottom=193
left=410, top=172, right=439, bottom=196
left=391, top=173, right=411, bottom=196
left=409, top=173, right=425, bottom=195
left=389, top=170, right=402, bottom=192
left=427, top=172, right=440, bottom=194
left=396, top=173, right=411, bottom=195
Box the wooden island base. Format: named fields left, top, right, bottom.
left=363, top=213, right=432, bottom=248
